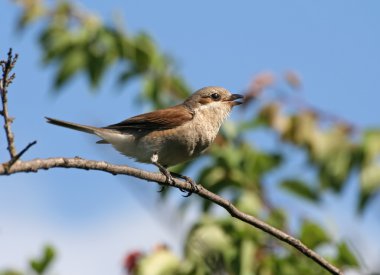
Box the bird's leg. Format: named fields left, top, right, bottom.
left=169, top=171, right=198, bottom=197
left=150, top=153, right=194, bottom=196
left=151, top=153, right=174, bottom=192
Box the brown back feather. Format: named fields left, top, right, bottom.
left=103, top=105, right=194, bottom=131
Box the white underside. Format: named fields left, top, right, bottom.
left=95, top=102, right=232, bottom=167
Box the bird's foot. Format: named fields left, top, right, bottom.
left=150, top=153, right=197, bottom=197
left=170, top=171, right=198, bottom=197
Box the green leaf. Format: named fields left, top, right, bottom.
left=166, top=75, right=191, bottom=99
left=266, top=208, right=287, bottom=230
left=300, top=221, right=330, bottom=249
left=83, top=28, right=120, bottom=88
left=29, top=245, right=55, bottom=275
left=286, top=111, right=317, bottom=145
left=335, top=242, right=359, bottom=267
left=362, top=129, right=380, bottom=161
left=308, top=127, right=355, bottom=192
left=235, top=191, right=262, bottom=216
left=133, top=33, right=155, bottom=72
left=86, top=50, right=107, bottom=88
left=258, top=103, right=280, bottom=122
left=281, top=179, right=319, bottom=202
left=16, top=0, right=45, bottom=30
left=117, top=69, right=140, bottom=85
left=53, top=48, right=86, bottom=89
left=39, top=27, right=74, bottom=63
left=0, top=270, right=23, bottom=275
left=239, top=238, right=255, bottom=274
left=138, top=250, right=180, bottom=275
left=185, top=223, right=236, bottom=273
left=359, top=162, right=380, bottom=211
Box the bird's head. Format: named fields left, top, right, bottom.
left=182, top=86, right=244, bottom=127
left=184, top=86, right=244, bottom=110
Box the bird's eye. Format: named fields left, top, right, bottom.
left=210, top=93, right=221, bottom=101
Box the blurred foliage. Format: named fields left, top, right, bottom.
left=14, top=0, right=190, bottom=108
left=256, top=99, right=380, bottom=211
left=6, top=0, right=380, bottom=274
left=126, top=216, right=358, bottom=274
left=29, top=245, right=55, bottom=275
left=0, top=245, right=55, bottom=275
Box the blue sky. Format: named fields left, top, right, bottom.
left=1, top=0, right=380, bottom=274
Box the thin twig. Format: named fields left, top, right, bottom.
left=5, top=140, right=37, bottom=171
left=1, top=48, right=18, bottom=159
left=0, top=157, right=342, bottom=275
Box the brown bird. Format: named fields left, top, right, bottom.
left=46, top=86, right=243, bottom=195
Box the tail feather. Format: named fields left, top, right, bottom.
left=96, top=139, right=109, bottom=144
left=45, top=117, right=98, bottom=135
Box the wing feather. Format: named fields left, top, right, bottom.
left=104, top=105, right=194, bottom=131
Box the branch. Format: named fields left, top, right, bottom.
left=0, top=157, right=342, bottom=275
left=1, top=48, right=18, bottom=159
left=5, top=140, right=37, bottom=171
left=0, top=49, right=18, bottom=159
left=1, top=49, right=36, bottom=172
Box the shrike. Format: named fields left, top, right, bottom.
left=46, top=86, right=244, bottom=195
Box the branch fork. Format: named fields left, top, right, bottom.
left=1, top=49, right=36, bottom=171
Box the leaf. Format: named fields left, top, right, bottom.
left=359, top=163, right=380, bottom=211
left=362, top=129, right=380, bottom=161
left=111, top=28, right=133, bottom=59
left=117, top=69, right=140, bottom=85
left=0, top=270, right=23, bottom=275
left=39, top=27, right=74, bottom=63
left=84, top=28, right=120, bottom=88
left=308, top=127, right=355, bottom=192
left=335, top=242, right=359, bottom=267
left=186, top=222, right=236, bottom=272
left=133, top=32, right=155, bottom=72
left=357, top=129, right=380, bottom=211
left=281, top=179, right=319, bottom=202
left=239, top=238, right=256, bottom=274
left=266, top=208, right=287, bottom=230
left=138, top=249, right=180, bottom=275
left=243, top=148, right=282, bottom=181
left=285, top=111, right=317, bottom=145
left=300, top=221, right=330, bottom=249
left=16, top=0, right=45, bottom=30
left=235, top=191, right=262, bottom=216
left=53, top=48, right=86, bottom=89
left=29, top=245, right=55, bottom=274
left=257, top=103, right=281, bottom=127
left=86, top=50, right=107, bottom=88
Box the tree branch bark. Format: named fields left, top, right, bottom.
left=1, top=49, right=18, bottom=159
left=0, top=157, right=342, bottom=275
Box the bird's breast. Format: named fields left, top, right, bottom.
left=109, top=105, right=230, bottom=167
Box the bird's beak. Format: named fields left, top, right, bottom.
left=226, top=94, right=244, bottom=106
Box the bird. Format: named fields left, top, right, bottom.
left=46, top=86, right=244, bottom=196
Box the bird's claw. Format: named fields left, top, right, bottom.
left=151, top=153, right=197, bottom=197
left=169, top=172, right=198, bottom=197
left=157, top=172, right=197, bottom=197
left=181, top=177, right=198, bottom=197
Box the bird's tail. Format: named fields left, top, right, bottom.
left=45, top=117, right=99, bottom=135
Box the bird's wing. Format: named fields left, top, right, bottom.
left=103, top=105, right=194, bottom=131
